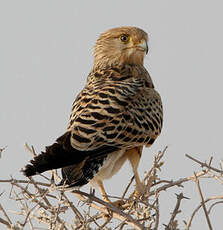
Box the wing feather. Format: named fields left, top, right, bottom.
left=68, top=64, right=163, bottom=151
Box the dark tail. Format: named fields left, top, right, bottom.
left=22, top=131, right=118, bottom=177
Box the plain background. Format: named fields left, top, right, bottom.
left=0, top=0, right=222, bottom=229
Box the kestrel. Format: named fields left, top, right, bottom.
left=23, top=26, right=163, bottom=202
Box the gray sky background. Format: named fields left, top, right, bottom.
left=0, top=0, right=223, bottom=229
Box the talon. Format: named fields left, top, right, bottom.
left=101, top=199, right=126, bottom=220
left=111, top=200, right=125, bottom=209
left=134, top=182, right=147, bottom=199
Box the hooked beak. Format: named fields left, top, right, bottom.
left=136, top=39, right=148, bottom=54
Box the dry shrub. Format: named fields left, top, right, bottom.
left=0, top=145, right=222, bottom=229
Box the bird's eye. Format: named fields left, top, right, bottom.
left=120, top=34, right=130, bottom=43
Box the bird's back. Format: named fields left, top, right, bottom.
left=68, top=64, right=163, bottom=152
left=59, top=63, right=163, bottom=187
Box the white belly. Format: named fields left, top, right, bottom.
left=90, top=149, right=126, bottom=183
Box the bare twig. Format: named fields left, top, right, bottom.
left=121, top=176, right=134, bottom=199
left=186, top=195, right=223, bottom=229
left=1, top=146, right=222, bottom=230
left=0, top=216, right=11, bottom=229
left=150, top=171, right=207, bottom=196
left=193, top=172, right=213, bottom=230
left=72, top=190, right=146, bottom=230
left=0, top=203, right=12, bottom=226
left=208, top=201, right=223, bottom=214
left=153, top=192, right=160, bottom=230
left=165, top=193, right=189, bottom=229
left=186, top=154, right=223, bottom=174
left=0, top=179, right=50, bottom=187
left=62, top=193, right=84, bottom=223
left=24, top=143, right=36, bottom=157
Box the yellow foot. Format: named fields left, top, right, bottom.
left=133, top=183, right=148, bottom=199
left=102, top=198, right=126, bottom=209
left=100, top=192, right=125, bottom=209
left=110, top=199, right=125, bottom=209
left=101, top=199, right=126, bottom=220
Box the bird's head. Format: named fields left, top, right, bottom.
left=94, top=26, right=148, bottom=69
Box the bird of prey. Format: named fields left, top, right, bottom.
left=23, top=26, right=163, bottom=202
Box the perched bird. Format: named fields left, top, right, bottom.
left=22, top=26, right=163, bottom=202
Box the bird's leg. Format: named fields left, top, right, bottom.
left=97, top=180, right=110, bottom=203
left=97, top=180, right=125, bottom=208
left=126, top=147, right=146, bottom=197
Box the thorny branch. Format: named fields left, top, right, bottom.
left=0, top=145, right=222, bottom=229
left=193, top=173, right=213, bottom=230
left=164, top=193, right=189, bottom=230
left=185, top=154, right=223, bottom=174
